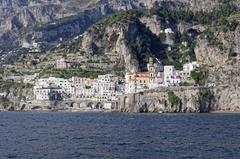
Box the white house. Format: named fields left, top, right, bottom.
left=183, top=61, right=199, bottom=72
left=164, top=28, right=174, bottom=34
left=178, top=62, right=199, bottom=80
left=36, top=77, right=75, bottom=97
left=94, top=74, right=118, bottom=101
left=34, top=85, right=62, bottom=101
left=164, top=65, right=181, bottom=86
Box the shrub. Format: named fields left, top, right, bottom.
left=168, top=91, right=181, bottom=106
left=191, top=67, right=208, bottom=85
left=180, top=82, right=191, bottom=86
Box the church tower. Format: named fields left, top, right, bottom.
left=148, top=57, right=156, bottom=83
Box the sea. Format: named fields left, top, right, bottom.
left=0, top=112, right=239, bottom=159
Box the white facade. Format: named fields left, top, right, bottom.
left=34, top=85, right=62, bottom=101
left=103, top=103, right=112, bottom=110
left=164, top=65, right=175, bottom=86
left=36, top=77, right=75, bottom=97
left=183, top=61, right=199, bottom=72
left=34, top=75, right=124, bottom=102
left=94, top=74, right=122, bottom=102
left=164, top=65, right=181, bottom=86
left=165, top=28, right=174, bottom=34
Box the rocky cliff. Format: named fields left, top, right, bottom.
left=119, top=87, right=213, bottom=113
left=0, top=82, right=34, bottom=111
left=0, top=0, right=236, bottom=52
left=81, top=10, right=164, bottom=72
left=195, top=26, right=240, bottom=111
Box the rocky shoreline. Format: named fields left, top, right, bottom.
left=210, top=110, right=240, bottom=114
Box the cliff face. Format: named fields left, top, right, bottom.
left=82, top=22, right=161, bottom=72
left=81, top=23, right=139, bottom=72
left=195, top=26, right=240, bottom=111
left=0, top=84, right=34, bottom=111
left=0, top=0, right=234, bottom=52
left=0, top=0, right=141, bottom=51
left=79, top=11, right=165, bottom=72
left=119, top=87, right=213, bottom=113
left=138, top=0, right=224, bottom=12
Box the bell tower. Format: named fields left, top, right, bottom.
left=148, top=57, right=156, bottom=83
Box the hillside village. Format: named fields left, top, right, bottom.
left=0, top=55, right=202, bottom=111
left=0, top=0, right=239, bottom=112
left=34, top=57, right=200, bottom=104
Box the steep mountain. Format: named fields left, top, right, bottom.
left=55, top=1, right=239, bottom=72
left=0, top=0, right=232, bottom=52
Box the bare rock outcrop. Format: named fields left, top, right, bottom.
left=82, top=23, right=140, bottom=72
left=139, top=15, right=163, bottom=36
left=195, top=26, right=240, bottom=111
left=119, top=87, right=213, bottom=113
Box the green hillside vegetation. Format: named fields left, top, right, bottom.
left=168, top=91, right=181, bottom=106
left=53, top=3, right=239, bottom=72
left=39, top=65, right=125, bottom=79
left=191, top=67, right=209, bottom=85
left=88, top=9, right=144, bottom=38
left=149, top=3, right=238, bottom=25
left=228, top=11, right=240, bottom=21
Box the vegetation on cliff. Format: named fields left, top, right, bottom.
left=191, top=67, right=209, bottom=85
left=40, top=65, right=114, bottom=79
left=168, top=91, right=181, bottom=106
left=149, top=2, right=237, bottom=25
left=81, top=2, right=239, bottom=71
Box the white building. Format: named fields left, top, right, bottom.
left=183, top=61, right=199, bottom=72
left=56, top=58, right=72, bottom=69
left=56, top=58, right=80, bottom=69
left=164, top=65, right=181, bottom=86
left=178, top=62, right=200, bottom=80
left=177, top=70, right=191, bottom=80
left=34, top=85, right=62, bottom=101
left=36, top=77, right=75, bottom=97
left=94, top=74, right=122, bottom=102
left=165, top=28, right=174, bottom=34
left=34, top=74, right=124, bottom=102
left=103, top=103, right=112, bottom=110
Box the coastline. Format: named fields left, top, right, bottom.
left=210, top=110, right=240, bottom=114
left=1, top=109, right=240, bottom=113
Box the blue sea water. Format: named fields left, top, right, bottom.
left=0, top=112, right=239, bottom=159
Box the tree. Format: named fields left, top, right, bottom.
left=31, top=60, right=38, bottom=66
left=219, top=16, right=228, bottom=26
left=168, top=91, right=181, bottom=106
left=191, top=67, right=208, bottom=85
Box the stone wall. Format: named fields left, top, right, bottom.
left=14, top=100, right=118, bottom=112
